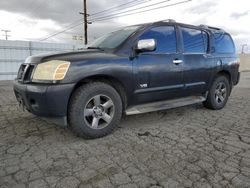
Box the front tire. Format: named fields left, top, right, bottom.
left=68, top=82, right=122, bottom=139
left=203, top=75, right=230, bottom=110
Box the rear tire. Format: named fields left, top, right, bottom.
left=68, top=82, right=122, bottom=139
left=203, top=75, right=230, bottom=110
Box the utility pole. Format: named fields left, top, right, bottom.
left=241, top=44, right=248, bottom=54
left=84, top=0, right=88, bottom=45
left=79, top=0, right=92, bottom=45
left=1, top=30, right=11, bottom=40
left=79, top=0, right=88, bottom=45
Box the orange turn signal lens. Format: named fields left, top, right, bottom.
left=53, top=63, right=70, bottom=80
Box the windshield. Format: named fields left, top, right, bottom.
left=88, top=26, right=139, bottom=49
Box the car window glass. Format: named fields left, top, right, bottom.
left=202, top=31, right=208, bottom=52
left=139, top=26, right=177, bottom=53
left=181, top=27, right=206, bottom=53
left=89, top=26, right=139, bottom=49
left=214, top=33, right=235, bottom=54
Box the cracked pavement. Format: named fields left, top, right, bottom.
left=0, top=73, right=250, bottom=188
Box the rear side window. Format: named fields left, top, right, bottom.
left=214, top=33, right=235, bottom=54
left=139, top=26, right=177, bottom=53
left=181, top=27, right=208, bottom=53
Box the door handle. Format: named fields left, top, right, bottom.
left=173, top=59, right=183, bottom=65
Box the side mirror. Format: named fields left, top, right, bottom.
left=136, top=39, right=156, bottom=52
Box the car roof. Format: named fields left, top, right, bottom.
left=134, top=19, right=226, bottom=34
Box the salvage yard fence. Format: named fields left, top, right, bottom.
left=0, top=40, right=82, bottom=80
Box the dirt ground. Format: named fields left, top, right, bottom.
left=0, top=73, right=250, bottom=188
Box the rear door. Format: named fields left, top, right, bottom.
left=180, top=26, right=213, bottom=95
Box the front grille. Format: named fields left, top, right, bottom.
left=17, top=64, right=35, bottom=82
left=17, top=64, right=26, bottom=80
left=24, top=65, right=35, bottom=81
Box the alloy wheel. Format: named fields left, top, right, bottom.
left=84, top=94, right=115, bottom=129
left=214, top=82, right=227, bottom=104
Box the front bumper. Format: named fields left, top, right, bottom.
left=13, top=80, right=75, bottom=126
left=235, top=72, right=240, bottom=85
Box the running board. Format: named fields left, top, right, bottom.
left=125, top=96, right=206, bottom=115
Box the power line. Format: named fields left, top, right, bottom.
left=40, top=0, right=151, bottom=41
left=90, top=0, right=191, bottom=22
left=90, top=0, right=149, bottom=17
left=79, top=0, right=147, bottom=44
left=40, top=0, right=191, bottom=41
left=90, top=0, right=171, bottom=21
left=40, top=0, right=154, bottom=41
left=40, top=22, right=83, bottom=41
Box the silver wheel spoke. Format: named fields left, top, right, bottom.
left=218, top=95, right=224, bottom=102
left=215, top=82, right=227, bottom=104
left=218, top=83, right=223, bottom=90
left=93, top=95, right=101, bottom=106
left=102, top=100, right=113, bottom=110
left=221, top=88, right=226, bottom=94
left=84, top=108, right=94, bottom=117
left=92, top=117, right=100, bottom=128
left=215, top=95, right=219, bottom=103
left=102, top=113, right=112, bottom=123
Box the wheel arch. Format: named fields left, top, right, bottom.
left=70, top=75, right=128, bottom=110
left=216, top=70, right=232, bottom=85
left=214, top=70, right=233, bottom=93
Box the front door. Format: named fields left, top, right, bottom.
left=134, top=25, right=184, bottom=104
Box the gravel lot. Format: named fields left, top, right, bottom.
left=0, top=73, right=250, bottom=188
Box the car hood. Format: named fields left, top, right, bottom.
left=25, top=49, right=120, bottom=64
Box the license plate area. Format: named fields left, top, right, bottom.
left=16, top=94, right=26, bottom=111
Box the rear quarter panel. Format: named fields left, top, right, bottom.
left=209, top=54, right=240, bottom=86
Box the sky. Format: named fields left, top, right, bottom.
left=0, top=0, right=249, bottom=52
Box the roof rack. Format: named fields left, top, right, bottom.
left=199, top=24, right=224, bottom=32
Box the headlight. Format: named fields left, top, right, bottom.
left=32, top=60, right=70, bottom=81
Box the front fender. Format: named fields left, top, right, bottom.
left=61, top=59, right=135, bottom=104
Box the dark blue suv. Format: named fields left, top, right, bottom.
left=14, top=20, right=240, bottom=138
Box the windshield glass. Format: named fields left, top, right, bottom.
left=88, top=26, right=139, bottom=49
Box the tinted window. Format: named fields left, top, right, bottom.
left=181, top=27, right=207, bottom=53
left=214, top=33, right=235, bottom=54
left=202, top=31, right=208, bottom=52
left=139, top=26, right=177, bottom=53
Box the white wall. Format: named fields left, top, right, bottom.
left=239, top=54, right=250, bottom=72
left=0, top=40, right=83, bottom=80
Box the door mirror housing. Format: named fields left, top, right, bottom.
left=136, top=39, right=156, bottom=52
